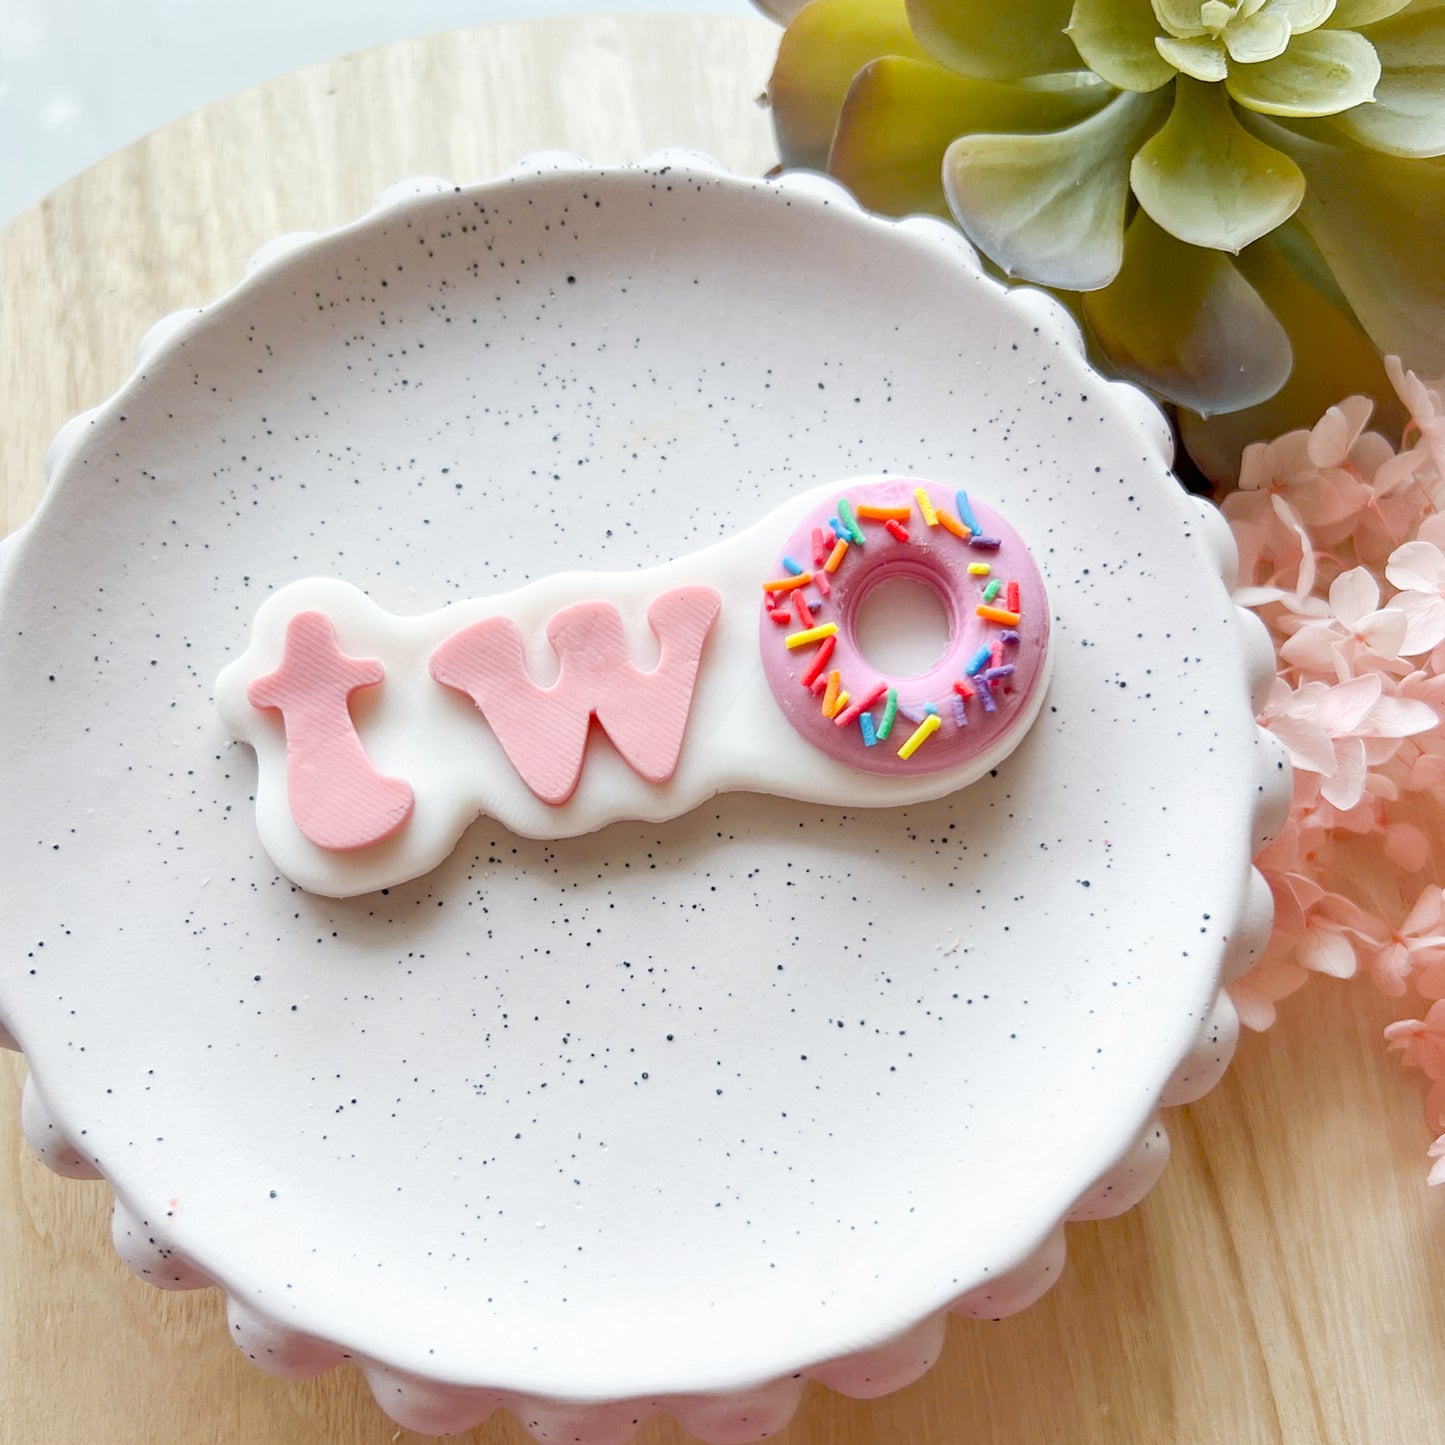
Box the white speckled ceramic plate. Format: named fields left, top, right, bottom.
left=0, top=154, right=1286, bottom=1440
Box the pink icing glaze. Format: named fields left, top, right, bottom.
left=759, top=480, right=1049, bottom=775
left=430, top=585, right=721, bottom=805
left=247, top=611, right=415, bottom=850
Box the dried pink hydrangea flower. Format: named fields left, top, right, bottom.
left=1228, top=360, right=1445, bottom=1181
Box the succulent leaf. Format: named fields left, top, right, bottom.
left=1157, top=33, right=1232, bottom=78
left=942, top=89, right=1167, bottom=290
left=1082, top=209, right=1294, bottom=413
left=1225, top=9, right=1295, bottom=62
left=1254, top=116, right=1445, bottom=373
left=1178, top=229, right=1404, bottom=482
left=1268, top=0, right=1339, bottom=34
left=1330, top=0, right=1445, bottom=154
left=906, top=0, right=1081, bottom=78
left=1069, top=0, right=1178, bottom=90
left=1329, top=0, right=1414, bottom=24
left=1226, top=28, right=1382, bottom=114
left=768, top=0, right=931, bottom=168
left=1131, top=78, right=1305, bottom=250
left=830, top=57, right=1111, bottom=217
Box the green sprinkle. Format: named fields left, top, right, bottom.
left=982, top=578, right=1002, bottom=603
left=838, top=498, right=865, bottom=546
left=877, top=687, right=899, bottom=740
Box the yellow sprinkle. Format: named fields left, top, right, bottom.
left=968, top=562, right=991, bottom=576
left=977, top=605, right=1021, bottom=626
left=897, top=713, right=941, bottom=760
left=914, top=487, right=939, bottom=526
left=785, top=622, right=840, bottom=650
left=824, top=539, right=848, bottom=573
left=825, top=689, right=850, bottom=719
left=763, top=572, right=812, bottom=593
left=856, top=504, right=911, bottom=522
left=937, top=509, right=971, bottom=540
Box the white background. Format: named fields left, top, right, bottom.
left=0, top=0, right=758, bottom=225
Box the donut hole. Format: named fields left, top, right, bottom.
left=853, top=575, right=952, bottom=678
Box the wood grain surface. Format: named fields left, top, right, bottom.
left=2, top=16, right=1444, bottom=1444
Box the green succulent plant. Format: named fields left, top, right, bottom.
left=759, top=0, right=1445, bottom=480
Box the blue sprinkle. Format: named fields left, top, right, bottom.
left=1000, top=629, right=1021, bottom=646
left=829, top=517, right=848, bottom=541
left=966, top=645, right=992, bottom=676
left=968, top=534, right=1003, bottom=550
left=955, top=490, right=981, bottom=534
left=978, top=681, right=998, bottom=714
left=782, top=555, right=804, bottom=576
left=924, top=702, right=938, bottom=715
left=859, top=712, right=878, bottom=747
left=952, top=694, right=968, bottom=728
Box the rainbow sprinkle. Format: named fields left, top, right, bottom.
left=835, top=681, right=889, bottom=728
left=764, top=572, right=812, bottom=593
left=955, top=491, right=981, bottom=534
left=977, top=604, right=1021, bottom=626
left=897, top=713, right=941, bottom=759
left=877, top=688, right=899, bottom=740
left=800, top=634, right=836, bottom=687
left=786, top=621, right=839, bottom=650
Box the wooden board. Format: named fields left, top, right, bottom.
left=2, top=16, right=1443, bottom=1442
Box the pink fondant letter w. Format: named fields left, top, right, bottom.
left=429, top=586, right=721, bottom=805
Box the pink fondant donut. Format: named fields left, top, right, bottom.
left=759, top=479, right=1050, bottom=776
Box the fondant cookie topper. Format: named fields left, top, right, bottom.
left=217, top=478, right=1052, bottom=897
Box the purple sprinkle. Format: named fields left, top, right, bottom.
left=898, top=703, right=928, bottom=725
left=952, top=694, right=968, bottom=727
left=1000, top=629, right=1020, bottom=646
left=977, top=683, right=997, bottom=714
left=983, top=664, right=1016, bottom=681
left=968, top=535, right=1003, bottom=550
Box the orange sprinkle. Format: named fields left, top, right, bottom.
left=824, top=539, right=849, bottom=573
left=763, top=572, right=812, bottom=593
left=855, top=504, right=911, bottom=522
left=938, top=509, right=972, bottom=540
left=977, top=604, right=1022, bottom=626
left=822, top=669, right=841, bottom=717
